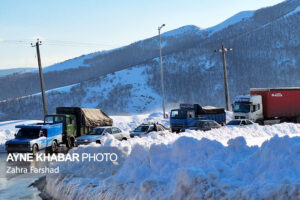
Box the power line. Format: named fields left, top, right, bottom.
left=0, top=39, right=117, bottom=47
left=46, top=40, right=115, bottom=47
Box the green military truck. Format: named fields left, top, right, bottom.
left=44, top=107, right=113, bottom=148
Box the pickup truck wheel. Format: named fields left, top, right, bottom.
left=51, top=141, right=57, bottom=153
left=32, top=144, right=38, bottom=157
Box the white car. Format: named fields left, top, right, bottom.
left=226, top=119, right=254, bottom=127
left=130, top=123, right=170, bottom=137
left=75, top=126, right=129, bottom=145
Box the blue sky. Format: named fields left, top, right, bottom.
left=0, top=0, right=284, bottom=69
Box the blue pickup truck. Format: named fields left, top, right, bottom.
left=170, top=104, right=226, bottom=132
left=5, top=123, right=63, bottom=156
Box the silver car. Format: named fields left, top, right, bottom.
left=226, top=119, right=254, bottom=127
left=130, top=123, right=169, bottom=137
left=75, top=126, right=129, bottom=145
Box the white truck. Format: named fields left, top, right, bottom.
left=232, top=88, right=300, bottom=125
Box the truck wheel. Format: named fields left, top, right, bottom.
left=122, top=137, right=127, bottom=141
left=256, top=120, right=264, bottom=125
left=51, top=141, right=57, bottom=153
left=32, top=144, right=38, bottom=157
left=70, top=137, right=75, bottom=147
left=66, top=137, right=72, bottom=149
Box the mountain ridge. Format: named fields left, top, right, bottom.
left=0, top=0, right=299, bottom=120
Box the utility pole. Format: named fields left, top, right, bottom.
left=158, top=24, right=166, bottom=118
left=31, top=38, right=48, bottom=116
left=214, top=43, right=232, bottom=111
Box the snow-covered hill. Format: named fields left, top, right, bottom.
left=207, top=10, right=254, bottom=35
left=0, top=67, right=35, bottom=77
left=1, top=0, right=300, bottom=120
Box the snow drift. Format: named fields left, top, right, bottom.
left=43, top=114, right=300, bottom=200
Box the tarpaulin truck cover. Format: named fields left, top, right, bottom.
left=80, top=108, right=113, bottom=127
left=250, top=88, right=300, bottom=118
left=56, top=107, right=113, bottom=127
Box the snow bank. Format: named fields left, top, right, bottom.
left=0, top=120, right=42, bottom=152
left=44, top=115, right=300, bottom=200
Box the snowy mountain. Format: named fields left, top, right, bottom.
left=206, top=10, right=255, bottom=35
left=0, top=0, right=300, bottom=120
left=0, top=67, right=35, bottom=77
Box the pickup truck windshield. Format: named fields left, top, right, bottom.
left=89, top=128, right=105, bottom=135
left=233, top=104, right=250, bottom=113
left=16, top=129, right=41, bottom=138
left=171, top=110, right=187, bottom=119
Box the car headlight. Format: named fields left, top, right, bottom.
left=75, top=139, right=77, bottom=142
left=84, top=139, right=88, bottom=142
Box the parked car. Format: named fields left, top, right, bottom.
left=180, top=120, right=221, bottom=132
left=226, top=119, right=254, bottom=127
left=130, top=123, right=169, bottom=137
left=75, top=126, right=129, bottom=145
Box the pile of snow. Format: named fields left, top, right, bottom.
left=43, top=113, right=300, bottom=200
left=0, top=120, right=42, bottom=152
